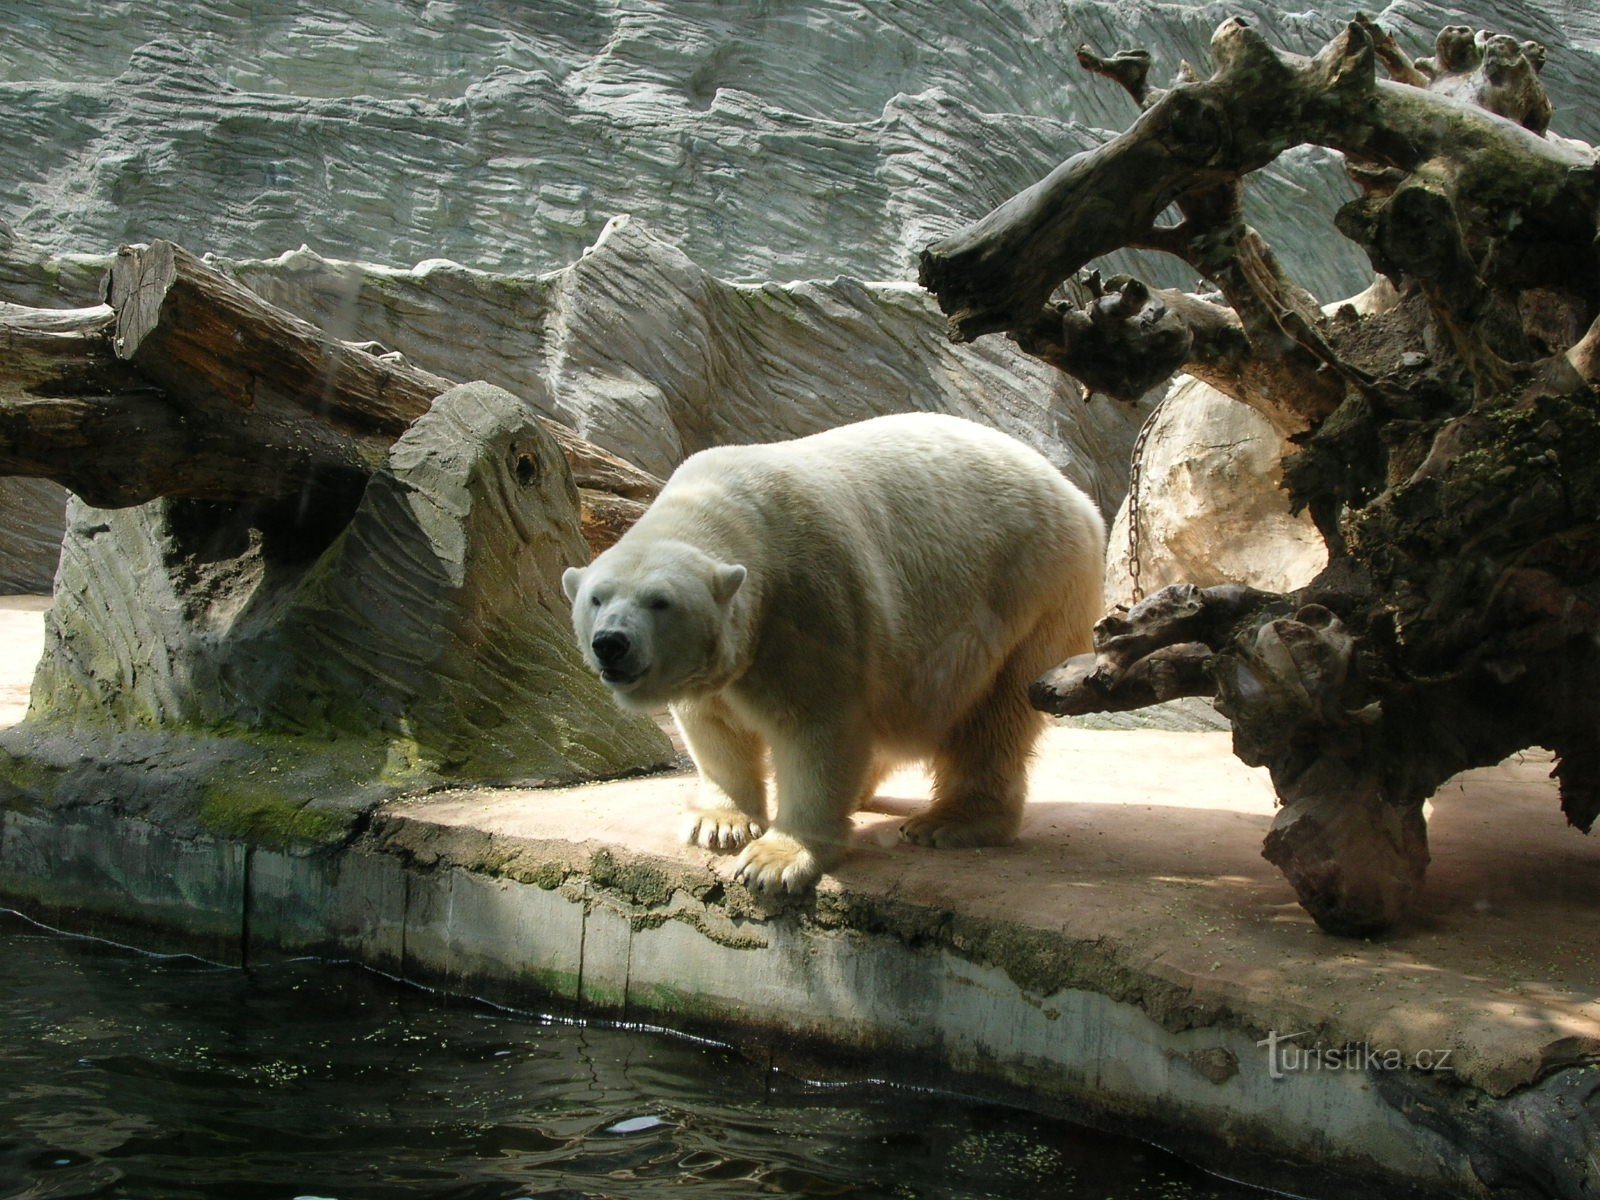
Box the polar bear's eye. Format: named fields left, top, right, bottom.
left=590, top=596, right=602, bottom=607
left=646, top=595, right=671, bottom=611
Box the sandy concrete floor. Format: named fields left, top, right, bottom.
left=4, top=594, right=1595, bottom=1096
left=401, top=735, right=1600, bottom=1096
left=0, top=596, right=48, bottom=729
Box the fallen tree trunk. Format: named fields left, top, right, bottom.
left=0, top=242, right=661, bottom=551
left=1, top=302, right=197, bottom=507
left=0, top=251, right=680, bottom=825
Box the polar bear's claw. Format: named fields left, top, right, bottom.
left=730, top=834, right=821, bottom=894
left=683, top=810, right=765, bottom=853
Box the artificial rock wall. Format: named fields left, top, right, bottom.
left=6, top=1, right=1600, bottom=592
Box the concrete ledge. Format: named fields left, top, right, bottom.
left=4, top=716, right=1598, bottom=1198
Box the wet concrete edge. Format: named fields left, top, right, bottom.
left=6, top=798, right=1588, bottom=1199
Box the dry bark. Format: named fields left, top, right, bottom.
left=1, top=302, right=194, bottom=507
left=922, top=16, right=1600, bottom=935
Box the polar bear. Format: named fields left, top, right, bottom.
left=562, top=413, right=1105, bottom=894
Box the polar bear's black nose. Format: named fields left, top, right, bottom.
left=592, top=631, right=631, bottom=666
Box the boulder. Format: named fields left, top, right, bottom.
left=1105, top=376, right=1327, bottom=604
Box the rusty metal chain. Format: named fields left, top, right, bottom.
left=1125, top=395, right=1166, bottom=605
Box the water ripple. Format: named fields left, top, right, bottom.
left=0, top=915, right=1267, bottom=1200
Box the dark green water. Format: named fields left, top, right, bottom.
left=0, top=913, right=1271, bottom=1200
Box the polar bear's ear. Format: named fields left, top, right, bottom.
left=712, top=563, right=747, bottom=604
left=561, top=566, right=586, bottom=603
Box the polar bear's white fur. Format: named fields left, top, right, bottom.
left=563, top=413, right=1105, bottom=893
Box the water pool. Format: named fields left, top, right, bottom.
left=0, top=913, right=1272, bottom=1199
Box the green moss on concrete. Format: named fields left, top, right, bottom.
left=947, top=918, right=1079, bottom=996
left=578, top=978, right=629, bottom=1011
left=197, top=781, right=354, bottom=847
left=814, top=889, right=953, bottom=946
left=626, top=979, right=741, bottom=1026
left=672, top=904, right=770, bottom=951
left=468, top=845, right=576, bottom=892
left=469, top=839, right=1218, bottom=1027
left=518, top=966, right=582, bottom=1000
left=0, top=749, right=64, bottom=813
left=520, top=860, right=571, bottom=891
left=0, top=719, right=404, bottom=853
left=586, top=848, right=674, bottom=908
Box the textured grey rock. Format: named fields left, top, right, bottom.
left=11, top=2, right=1596, bottom=300
left=4, top=382, right=673, bottom=844
left=0, top=220, right=105, bottom=305
left=0, top=479, right=65, bottom=594
left=224, top=217, right=1145, bottom=512
left=5, top=3, right=1598, bottom=527
left=0, top=217, right=1145, bottom=515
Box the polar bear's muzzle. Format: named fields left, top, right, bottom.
left=592, top=629, right=646, bottom=687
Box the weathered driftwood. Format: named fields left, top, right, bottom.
left=920, top=16, right=1593, bottom=430
left=0, top=242, right=660, bottom=552
left=922, top=16, right=1600, bottom=935
left=1031, top=642, right=1212, bottom=716
left=1407, top=21, right=1553, bottom=133
left=1030, top=583, right=1279, bottom=714
left=922, top=17, right=1591, bottom=340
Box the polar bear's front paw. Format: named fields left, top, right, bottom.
left=730, top=832, right=821, bottom=895
left=683, top=809, right=766, bottom=853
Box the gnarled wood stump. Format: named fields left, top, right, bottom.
left=924, top=16, right=1600, bottom=935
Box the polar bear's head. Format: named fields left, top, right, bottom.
left=563, top=539, right=747, bottom=709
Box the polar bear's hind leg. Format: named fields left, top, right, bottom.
left=900, top=630, right=1055, bottom=849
